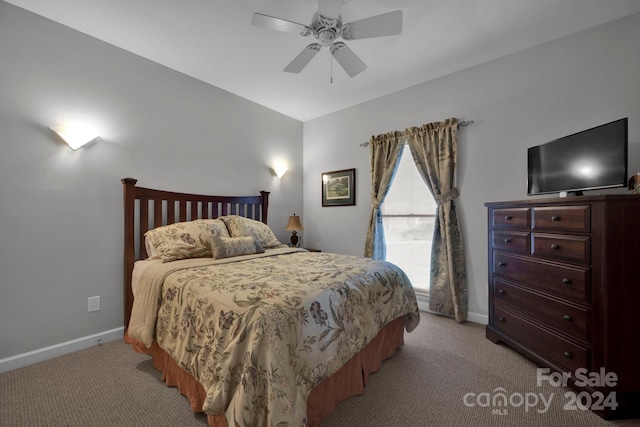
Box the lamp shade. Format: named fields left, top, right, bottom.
left=285, top=214, right=304, bottom=231
left=49, top=124, right=100, bottom=150
left=272, top=164, right=288, bottom=180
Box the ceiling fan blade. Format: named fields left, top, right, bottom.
left=341, top=10, right=402, bottom=40
left=318, top=0, right=343, bottom=20
left=252, top=13, right=311, bottom=36
left=284, top=44, right=322, bottom=73
left=330, top=42, right=367, bottom=77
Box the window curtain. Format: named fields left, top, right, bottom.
left=406, top=118, right=468, bottom=322
left=364, top=131, right=405, bottom=260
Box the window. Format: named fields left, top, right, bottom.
left=381, top=149, right=436, bottom=294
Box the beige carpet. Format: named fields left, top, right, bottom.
left=1, top=312, right=639, bottom=427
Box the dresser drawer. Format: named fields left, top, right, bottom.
left=532, top=206, right=590, bottom=232
left=532, top=234, right=591, bottom=264
left=493, top=252, right=590, bottom=304
left=492, top=231, right=530, bottom=254
left=493, top=279, right=590, bottom=342
left=492, top=207, right=531, bottom=229
left=493, top=305, right=589, bottom=373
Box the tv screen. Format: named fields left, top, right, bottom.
left=527, top=118, right=628, bottom=196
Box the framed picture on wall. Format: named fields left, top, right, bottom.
left=322, top=168, right=356, bottom=207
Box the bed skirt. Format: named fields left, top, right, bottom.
left=125, top=315, right=406, bottom=427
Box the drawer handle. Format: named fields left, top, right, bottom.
left=504, top=238, right=512, bottom=244
left=562, top=278, right=571, bottom=285
left=498, top=262, right=506, bottom=267
left=498, top=316, right=506, bottom=322
left=564, top=351, right=573, bottom=359
left=551, top=216, right=560, bottom=222
left=504, top=215, right=512, bottom=221
left=550, top=244, right=560, bottom=250
left=563, top=314, right=572, bottom=321
left=498, top=289, right=506, bottom=294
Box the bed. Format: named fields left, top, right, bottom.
left=122, top=178, right=420, bottom=427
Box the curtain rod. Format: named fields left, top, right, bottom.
left=359, top=120, right=474, bottom=147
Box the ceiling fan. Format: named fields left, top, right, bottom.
left=251, top=0, right=402, bottom=77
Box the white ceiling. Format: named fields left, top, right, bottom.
left=6, top=0, right=640, bottom=122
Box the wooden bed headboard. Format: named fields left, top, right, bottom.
left=122, top=178, right=270, bottom=328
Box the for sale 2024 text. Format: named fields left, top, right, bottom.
left=537, top=367, right=618, bottom=412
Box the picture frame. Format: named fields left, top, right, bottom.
left=322, top=168, right=356, bottom=207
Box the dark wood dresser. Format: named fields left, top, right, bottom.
left=485, top=195, right=640, bottom=419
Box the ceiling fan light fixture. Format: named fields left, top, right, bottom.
left=318, top=29, right=335, bottom=47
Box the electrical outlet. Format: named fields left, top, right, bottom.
left=88, top=296, right=100, bottom=312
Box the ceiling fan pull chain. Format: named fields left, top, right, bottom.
left=330, top=51, right=334, bottom=84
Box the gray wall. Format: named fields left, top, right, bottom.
left=302, top=13, right=640, bottom=322
left=2, top=0, right=639, bottom=363
left=0, top=2, right=303, bottom=360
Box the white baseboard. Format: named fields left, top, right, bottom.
left=0, top=327, right=124, bottom=374
left=467, top=311, right=489, bottom=325
left=416, top=292, right=488, bottom=325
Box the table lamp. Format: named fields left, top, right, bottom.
left=285, top=214, right=304, bottom=247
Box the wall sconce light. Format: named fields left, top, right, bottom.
left=271, top=163, right=288, bottom=180
left=285, top=213, right=304, bottom=247
left=49, top=124, right=100, bottom=150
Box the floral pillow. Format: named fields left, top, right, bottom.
left=209, top=236, right=265, bottom=259
left=145, top=219, right=230, bottom=262
left=220, top=215, right=282, bottom=248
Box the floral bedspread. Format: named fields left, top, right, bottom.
left=128, top=247, right=420, bottom=427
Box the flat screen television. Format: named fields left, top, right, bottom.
left=527, top=118, right=628, bottom=196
